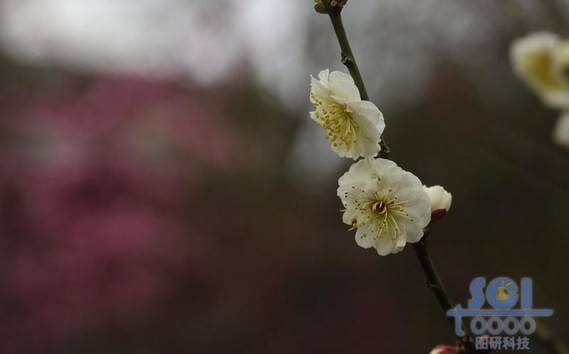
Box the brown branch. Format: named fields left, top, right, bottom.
left=317, top=1, right=476, bottom=351
left=412, top=236, right=478, bottom=354
left=320, top=1, right=390, bottom=158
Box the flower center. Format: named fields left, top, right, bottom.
left=365, top=191, right=410, bottom=241
left=372, top=200, right=387, bottom=214
left=528, top=50, right=568, bottom=91
left=316, top=102, right=359, bottom=149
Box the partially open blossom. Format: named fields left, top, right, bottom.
left=310, top=69, right=385, bottom=159
left=337, top=158, right=431, bottom=256
left=429, top=344, right=460, bottom=354
left=424, top=185, right=452, bottom=212
left=553, top=112, right=569, bottom=148
left=510, top=32, right=569, bottom=108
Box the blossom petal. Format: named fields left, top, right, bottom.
left=374, top=235, right=395, bottom=256
left=328, top=70, right=361, bottom=102
left=355, top=224, right=375, bottom=249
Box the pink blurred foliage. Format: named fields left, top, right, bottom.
left=0, top=76, right=245, bottom=352
left=14, top=77, right=242, bottom=169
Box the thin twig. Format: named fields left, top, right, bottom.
left=319, top=2, right=474, bottom=351
left=327, top=8, right=369, bottom=100
left=318, top=2, right=566, bottom=354
left=412, top=237, right=478, bottom=354
left=321, top=1, right=390, bottom=158
left=318, top=1, right=474, bottom=351
left=412, top=237, right=455, bottom=328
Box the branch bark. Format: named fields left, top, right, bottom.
left=412, top=237, right=478, bottom=353
left=317, top=2, right=566, bottom=354
left=319, top=3, right=476, bottom=352
left=322, top=2, right=390, bottom=158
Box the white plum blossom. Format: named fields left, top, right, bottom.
left=553, top=112, right=569, bottom=148
left=510, top=32, right=569, bottom=108
left=337, top=158, right=431, bottom=256
left=310, top=69, right=385, bottom=159
left=423, top=185, right=452, bottom=212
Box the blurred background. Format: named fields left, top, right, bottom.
left=0, top=0, right=568, bottom=353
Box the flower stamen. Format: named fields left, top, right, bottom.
left=314, top=102, right=360, bottom=150
left=363, top=191, right=412, bottom=241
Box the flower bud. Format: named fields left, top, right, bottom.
left=314, top=0, right=328, bottom=14
left=423, top=185, right=452, bottom=213
left=313, top=0, right=349, bottom=14
left=333, top=0, right=349, bottom=6
left=429, top=344, right=460, bottom=354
